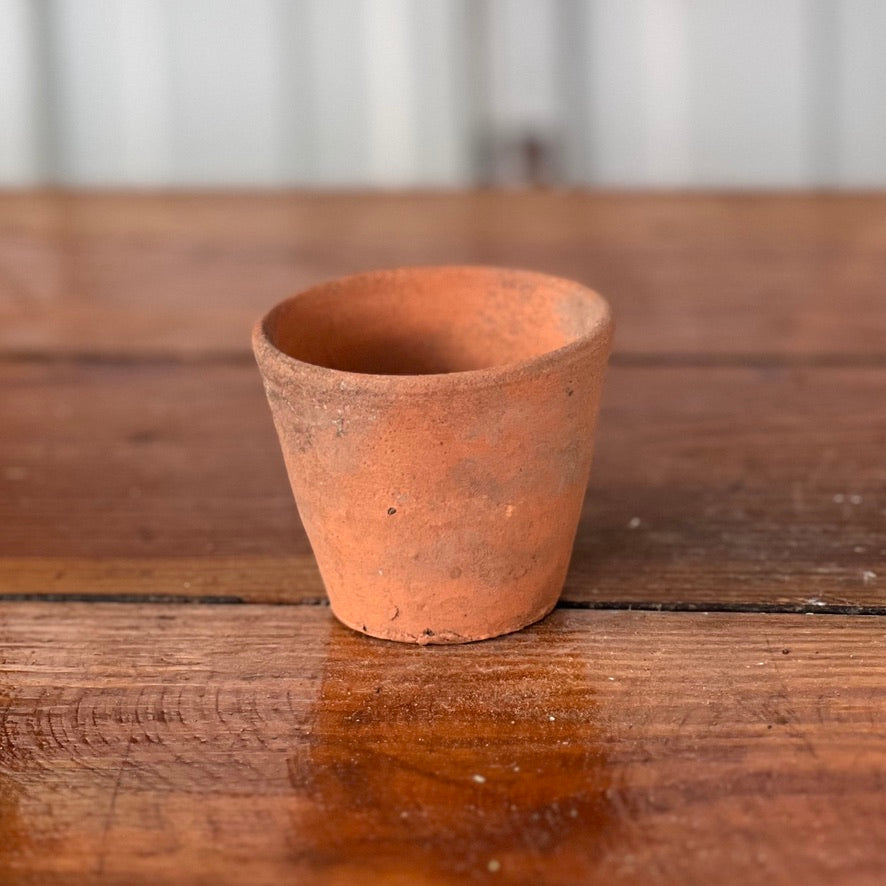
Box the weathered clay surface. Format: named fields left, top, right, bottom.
left=253, top=266, right=612, bottom=643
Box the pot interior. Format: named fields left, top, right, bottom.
left=263, top=267, right=606, bottom=376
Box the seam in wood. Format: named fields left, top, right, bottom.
left=1, top=593, right=885, bottom=617
left=3, top=350, right=886, bottom=369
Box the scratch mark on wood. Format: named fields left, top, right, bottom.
left=96, top=735, right=134, bottom=875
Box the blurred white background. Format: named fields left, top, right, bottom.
left=2, top=0, right=885, bottom=188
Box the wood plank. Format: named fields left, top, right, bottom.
left=1, top=361, right=883, bottom=608
left=570, top=364, right=886, bottom=610
left=0, top=603, right=884, bottom=885
left=2, top=192, right=886, bottom=359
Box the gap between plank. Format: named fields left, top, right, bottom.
left=3, top=351, right=886, bottom=369
left=1, top=593, right=885, bottom=617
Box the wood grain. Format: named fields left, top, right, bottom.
left=1, top=603, right=884, bottom=885
left=2, top=191, right=886, bottom=359
left=2, top=191, right=885, bottom=884
left=2, top=361, right=882, bottom=608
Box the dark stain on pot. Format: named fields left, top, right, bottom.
left=127, top=428, right=159, bottom=444
left=387, top=507, right=397, bottom=516
left=286, top=619, right=623, bottom=881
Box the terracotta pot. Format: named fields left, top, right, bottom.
left=253, top=266, right=612, bottom=644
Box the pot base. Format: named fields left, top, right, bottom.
left=330, top=598, right=559, bottom=645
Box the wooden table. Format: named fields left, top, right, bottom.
left=1, top=192, right=884, bottom=885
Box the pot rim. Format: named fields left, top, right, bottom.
left=252, top=264, right=613, bottom=395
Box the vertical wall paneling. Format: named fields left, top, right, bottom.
left=0, top=0, right=44, bottom=183
left=50, top=0, right=129, bottom=184
left=301, top=0, right=370, bottom=185
left=803, top=0, right=840, bottom=186
left=166, top=0, right=284, bottom=185
left=486, top=0, right=561, bottom=132
left=582, top=0, right=691, bottom=186
left=113, top=0, right=173, bottom=185
left=460, top=0, right=493, bottom=184
left=362, top=0, right=420, bottom=185
left=556, top=0, right=593, bottom=184
left=1, top=0, right=885, bottom=187
left=640, top=0, right=691, bottom=185
left=274, top=0, right=317, bottom=185
left=836, top=0, right=886, bottom=185
left=582, top=1, right=652, bottom=185
left=362, top=0, right=478, bottom=185
left=45, top=0, right=172, bottom=185
left=410, top=0, right=474, bottom=186
left=485, top=0, right=562, bottom=182
left=686, top=0, right=810, bottom=186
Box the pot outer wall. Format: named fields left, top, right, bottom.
left=254, top=328, right=612, bottom=645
